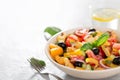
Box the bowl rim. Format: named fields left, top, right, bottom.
left=45, top=26, right=120, bottom=73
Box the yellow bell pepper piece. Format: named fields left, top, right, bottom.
left=73, top=49, right=85, bottom=56
left=64, top=49, right=85, bottom=57
left=50, top=46, right=63, bottom=59
left=64, top=52, right=72, bottom=57
left=86, top=58, right=98, bottom=68
left=49, top=43, right=58, bottom=49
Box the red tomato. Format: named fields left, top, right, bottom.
left=113, top=43, right=120, bottom=50
left=65, top=34, right=79, bottom=47
left=68, top=34, right=79, bottom=41
left=108, top=38, right=117, bottom=46
left=65, top=38, right=71, bottom=47
left=99, top=47, right=106, bottom=58
left=74, top=29, right=88, bottom=37
left=74, top=29, right=88, bottom=42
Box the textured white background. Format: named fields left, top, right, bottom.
left=0, top=0, right=120, bottom=80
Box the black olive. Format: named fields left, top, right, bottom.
left=57, top=42, right=66, bottom=50
left=112, top=57, right=120, bottom=65
left=89, top=28, right=96, bottom=32
left=92, top=47, right=99, bottom=55
left=73, top=61, right=83, bottom=67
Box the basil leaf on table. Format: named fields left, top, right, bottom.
left=44, top=26, right=61, bottom=36
left=30, top=57, right=46, bottom=66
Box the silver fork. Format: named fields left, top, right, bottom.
left=28, top=59, right=63, bottom=80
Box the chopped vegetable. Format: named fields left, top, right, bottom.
left=86, top=58, right=98, bottom=68
left=73, top=61, right=83, bottom=67
left=65, top=34, right=79, bottom=47
left=50, top=44, right=63, bottom=59
left=80, top=43, right=93, bottom=51
left=112, top=57, right=120, bottom=65
left=86, top=64, right=92, bottom=70
left=89, top=28, right=96, bottom=32
left=57, top=42, right=66, bottom=50
left=94, top=32, right=110, bottom=47
left=55, top=55, right=65, bottom=65
left=92, top=47, right=99, bottom=55
left=99, top=59, right=110, bottom=69
left=57, top=33, right=67, bottom=42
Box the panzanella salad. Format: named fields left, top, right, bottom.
left=49, top=28, right=120, bottom=70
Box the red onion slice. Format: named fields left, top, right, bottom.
left=99, top=59, right=111, bottom=69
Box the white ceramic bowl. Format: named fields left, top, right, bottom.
left=45, top=26, right=120, bottom=79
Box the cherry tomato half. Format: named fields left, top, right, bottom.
left=65, top=34, right=79, bottom=47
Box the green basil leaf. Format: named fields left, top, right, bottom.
left=44, top=26, right=61, bottom=36
left=80, top=42, right=93, bottom=51
left=30, top=57, right=46, bottom=66
left=94, top=32, right=109, bottom=47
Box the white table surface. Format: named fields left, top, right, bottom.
left=0, top=0, right=120, bottom=80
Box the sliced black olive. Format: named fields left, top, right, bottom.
left=73, top=61, right=83, bottom=67
left=112, top=57, right=120, bottom=65
left=57, top=42, right=66, bottom=50
left=92, top=47, right=99, bottom=55
left=89, top=28, right=96, bottom=32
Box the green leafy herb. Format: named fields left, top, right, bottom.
left=93, top=32, right=110, bottom=47
left=80, top=42, right=93, bottom=51
left=44, top=26, right=61, bottom=36
left=80, top=32, right=109, bottom=51
left=30, top=57, right=46, bottom=66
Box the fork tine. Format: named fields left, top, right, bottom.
left=28, top=59, right=45, bottom=72
left=28, top=59, right=37, bottom=70
left=33, top=60, right=45, bottom=71
left=27, top=59, right=41, bottom=72
left=32, top=58, right=46, bottom=71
